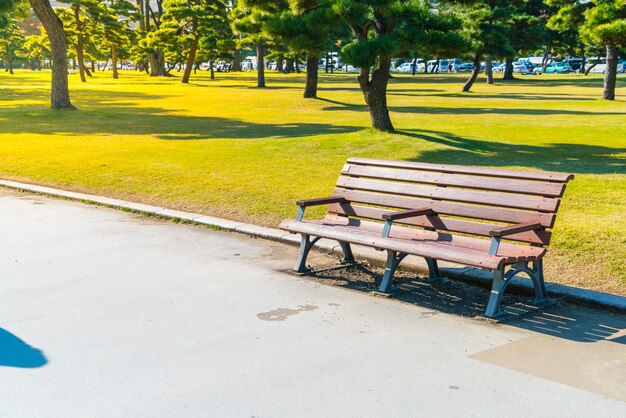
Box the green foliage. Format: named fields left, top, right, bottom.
left=342, top=35, right=393, bottom=68
left=20, top=29, right=50, bottom=67
left=231, top=0, right=289, bottom=47
left=154, top=0, right=233, bottom=67
left=263, top=0, right=337, bottom=56
left=336, top=0, right=466, bottom=68
left=581, top=0, right=626, bottom=46
left=0, top=0, right=17, bottom=14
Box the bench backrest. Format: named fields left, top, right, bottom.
left=328, top=158, right=574, bottom=246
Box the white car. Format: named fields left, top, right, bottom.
left=587, top=58, right=625, bottom=74
left=492, top=62, right=532, bottom=74
left=395, top=63, right=413, bottom=73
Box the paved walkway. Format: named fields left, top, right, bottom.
left=1, top=189, right=624, bottom=417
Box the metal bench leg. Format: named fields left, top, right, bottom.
left=485, top=266, right=510, bottom=318
left=294, top=234, right=321, bottom=273
left=530, top=259, right=549, bottom=305
left=424, top=258, right=440, bottom=280
left=338, top=241, right=355, bottom=264
left=379, top=251, right=407, bottom=292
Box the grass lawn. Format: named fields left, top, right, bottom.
left=0, top=69, right=624, bottom=294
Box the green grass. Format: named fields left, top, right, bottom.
left=1, top=69, right=624, bottom=294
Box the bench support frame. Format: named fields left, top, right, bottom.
left=338, top=241, right=355, bottom=264
left=379, top=252, right=441, bottom=292
left=294, top=234, right=321, bottom=272
left=379, top=251, right=408, bottom=291
left=485, top=259, right=549, bottom=318
left=294, top=235, right=356, bottom=273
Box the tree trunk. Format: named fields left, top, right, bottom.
left=5, top=44, right=13, bottom=74
left=462, top=54, right=481, bottom=92
left=431, top=58, right=439, bottom=73
left=256, top=42, right=265, bottom=88
left=149, top=49, right=169, bottom=76
left=580, top=45, right=586, bottom=74
left=29, top=0, right=73, bottom=109
left=182, top=17, right=199, bottom=84
left=358, top=55, right=394, bottom=132
left=304, top=54, right=318, bottom=98
left=294, top=55, right=301, bottom=73
left=411, top=58, right=416, bottom=76
left=541, top=45, right=550, bottom=73
left=503, top=57, right=515, bottom=80
left=111, top=45, right=119, bottom=79
left=276, top=55, right=284, bottom=72
left=231, top=49, right=241, bottom=71
left=603, top=44, right=618, bottom=101
left=210, top=59, right=215, bottom=80
left=73, top=4, right=87, bottom=83
left=285, top=58, right=294, bottom=74
left=584, top=62, right=597, bottom=75
left=485, top=59, right=493, bottom=84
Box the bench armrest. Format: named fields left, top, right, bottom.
left=296, top=196, right=346, bottom=207
left=489, top=222, right=543, bottom=237
left=381, top=207, right=435, bottom=238
left=295, top=196, right=347, bottom=222
left=382, top=207, right=434, bottom=221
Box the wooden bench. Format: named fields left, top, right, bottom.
left=279, top=158, right=574, bottom=318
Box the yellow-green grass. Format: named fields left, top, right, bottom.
left=1, top=69, right=624, bottom=294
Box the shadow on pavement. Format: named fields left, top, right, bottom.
left=0, top=328, right=47, bottom=368
left=303, top=263, right=625, bottom=344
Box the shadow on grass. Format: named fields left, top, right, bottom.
left=0, top=88, right=361, bottom=140
left=390, top=92, right=598, bottom=101
left=398, top=129, right=625, bottom=175
left=320, top=99, right=626, bottom=116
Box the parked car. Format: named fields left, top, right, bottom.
left=395, top=63, right=414, bottom=73
left=480, top=61, right=501, bottom=72
left=426, top=58, right=462, bottom=73
left=562, top=58, right=583, bottom=71
left=535, top=61, right=572, bottom=74
left=586, top=57, right=625, bottom=74
left=492, top=63, right=506, bottom=73
left=493, top=62, right=532, bottom=74
left=455, top=62, right=475, bottom=72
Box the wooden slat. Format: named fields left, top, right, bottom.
left=334, top=189, right=556, bottom=228
left=328, top=203, right=552, bottom=245
left=279, top=219, right=506, bottom=269
left=335, top=177, right=560, bottom=213
left=347, top=157, right=575, bottom=183
left=318, top=216, right=546, bottom=259
left=342, top=164, right=566, bottom=197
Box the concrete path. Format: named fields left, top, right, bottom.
left=0, top=190, right=624, bottom=417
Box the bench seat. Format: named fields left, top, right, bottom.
left=280, top=216, right=546, bottom=271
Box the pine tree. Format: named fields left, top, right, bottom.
left=231, top=0, right=289, bottom=87
left=264, top=0, right=337, bottom=98
left=335, top=0, right=465, bottom=131
left=580, top=0, right=626, bottom=100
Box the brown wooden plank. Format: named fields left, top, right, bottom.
left=318, top=216, right=546, bottom=259
left=328, top=204, right=552, bottom=245
left=279, top=219, right=506, bottom=269
left=347, top=158, right=575, bottom=183
left=335, top=189, right=556, bottom=227
left=342, top=164, right=566, bottom=197
left=335, top=177, right=560, bottom=212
